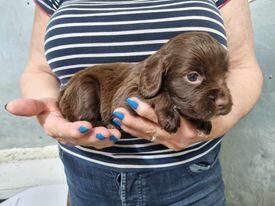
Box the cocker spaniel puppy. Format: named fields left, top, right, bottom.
left=58, top=32, right=232, bottom=135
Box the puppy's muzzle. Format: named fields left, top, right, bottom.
left=209, top=89, right=232, bottom=116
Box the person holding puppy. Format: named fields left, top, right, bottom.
left=6, top=0, right=263, bottom=205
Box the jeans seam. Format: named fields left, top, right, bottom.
left=137, top=174, right=143, bottom=206
left=120, top=173, right=127, bottom=206
left=141, top=174, right=146, bottom=206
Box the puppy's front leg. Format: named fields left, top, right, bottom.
left=149, top=93, right=181, bottom=133
left=187, top=119, right=212, bottom=135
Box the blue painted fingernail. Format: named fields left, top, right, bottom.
left=79, top=126, right=89, bottom=134
left=96, top=133, right=106, bottom=140
left=110, top=135, right=118, bottom=143
left=112, top=111, right=124, bottom=120
left=4, top=103, right=8, bottom=111
left=112, top=119, right=121, bottom=128
left=127, top=98, right=139, bottom=110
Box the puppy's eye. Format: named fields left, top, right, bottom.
left=187, top=72, right=198, bottom=81
left=185, top=72, right=202, bottom=84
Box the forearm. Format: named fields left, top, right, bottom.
left=19, top=7, right=59, bottom=100
left=205, top=0, right=265, bottom=139
left=20, top=64, right=60, bottom=100
left=209, top=63, right=263, bottom=139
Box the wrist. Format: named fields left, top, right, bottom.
left=208, top=113, right=240, bottom=140
left=20, top=71, right=60, bottom=99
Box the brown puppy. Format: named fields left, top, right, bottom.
left=58, top=32, right=232, bottom=135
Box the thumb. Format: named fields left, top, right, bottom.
left=5, top=98, right=47, bottom=117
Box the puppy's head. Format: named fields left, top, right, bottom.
left=139, top=32, right=232, bottom=121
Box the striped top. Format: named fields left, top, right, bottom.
left=36, top=0, right=229, bottom=171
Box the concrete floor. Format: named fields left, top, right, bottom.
left=0, top=146, right=66, bottom=199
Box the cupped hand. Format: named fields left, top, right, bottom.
left=5, top=98, right=121, bottom=149
left=112, top=97, right=209, bottom=151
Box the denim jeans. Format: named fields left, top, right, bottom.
left=59, top=145, right=225, bottom=206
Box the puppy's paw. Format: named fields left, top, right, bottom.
left=198, top=121, right=212, bottom=135
left=106, top=124, right=116, bottom=129
left=189, top=119, right=212, bottom=135
left=157, top=110, right=181, bottom=133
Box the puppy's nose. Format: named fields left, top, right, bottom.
left=215, top=96, right=230, bottom=115
left=215, top=97, right=229, bottom=110
left=209, top=89, right=232, bottom=115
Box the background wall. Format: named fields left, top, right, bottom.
left=220, top=0, right=275, bottom=205
left=0, top=0, right=55, bottom=149
left=0, top=0, right=274, bottom=205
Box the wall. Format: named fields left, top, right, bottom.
left=0, top=0, right=274, bottom=205
left=0, top=0, right=55, bottom=149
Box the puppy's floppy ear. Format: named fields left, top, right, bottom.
left=139, top=52, right=168, bottom=98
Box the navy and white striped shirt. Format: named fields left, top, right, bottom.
left=36, top=0, right=229, bottom=171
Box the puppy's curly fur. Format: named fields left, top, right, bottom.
left=58, top=32, right=232, bottom=134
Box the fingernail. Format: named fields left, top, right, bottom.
left=112, top=119, right=121, bottom=128
left=4, top=103, right=8, bottom=111
left=112, top=112, right=124, bottom=120
left=110, top=135, right=118, bottom=143
left=79, top=126, right=89, bottom=134
left=127, top=98, right=138, bottom=110
left=96, top=133, right=106, bottom=140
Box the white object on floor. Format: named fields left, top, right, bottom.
left=0, top=146, right=66, bottom=199
left=0, top=184, right=68, bottom=206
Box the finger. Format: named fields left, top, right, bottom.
left=108, top=128, right=121, bottom=144
left=126, top=97, right=158, bottom=123
left=40, top=112, right=93, bottom=141
left=113, top=121, right=140, bottom=138
left=52, top=119, right=121, bottom=149
left=163, top=118, right=205, bottom=150
left=5, top=98, right=47, bottom=116
left=112, top=114, right=183, bottom=151
left=178, top=118, right=199, bottom=140
left=112, top=108, right=155, bottom=139
left=116, top=113, right=195, bottom=150
left=112, top=108, right=169, bottom=141
left=112, top=107, right=157, bottom=136
left=117, top=122, right=176, bottom=150
left=76, top=127, right=121, bottom=149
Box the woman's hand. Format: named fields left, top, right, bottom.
left=6, top=98, right=121, bottom=149
left=112, top=97, right=211, bottom=151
